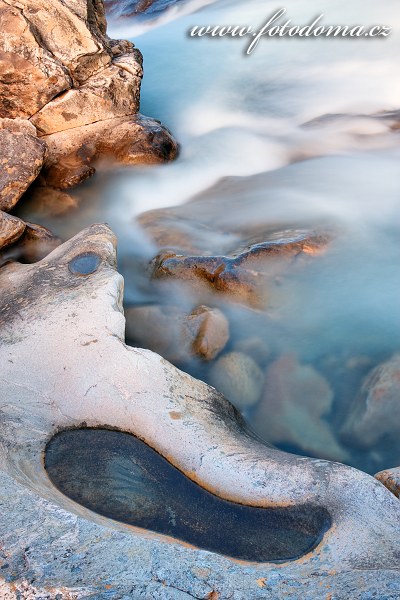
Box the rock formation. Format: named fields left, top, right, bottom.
left=137, top=178, right=331, bottom=309
left=0, top=0, right=178, bottom=196
left=0, top=224, right=399, bottom=598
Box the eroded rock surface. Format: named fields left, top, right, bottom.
left=0, top=0, right=177, bottom=193
left=0, top=211, right=25, bottom=251
left=0, top=224, right=399, bottom=598
left=0, top=119, right=47, bottom=212
left=41, top=114, right=178, bottom=188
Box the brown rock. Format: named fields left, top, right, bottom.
left=0, top=211, right=25, bottom=251
left=12, top=0, right=111, bottom=85
left=209, top=352, right=264, bottom=410
left=375, top=467, right=400, bottom=499
left=0, top=125, right=47, bottom=211
left=252, top=354, right=347, bottom=461
left=0, top=0, right=177, bottom=188
left=31, top=59, right=142, bottom=135
left=41, top=115, right=178, bottom=188
left=125, top=303, right=229, bottom=364
left=149, top=229, right=329, bottom=309
left=0, top=1, right=71, bottom=119
left=340, top=354, right=400, bottom=448
left=184, top=305, right=229, bottom=361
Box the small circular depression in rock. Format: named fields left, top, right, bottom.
left=45, top=428, right=331, bottom=562
left=68, top=252, right=101, bottom=275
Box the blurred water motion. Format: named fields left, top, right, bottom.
left=17, top=0, right=400, bottom=472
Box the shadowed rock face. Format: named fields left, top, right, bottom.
left=0, top=224, right=399, bottom=598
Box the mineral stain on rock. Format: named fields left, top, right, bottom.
left=45, top=428, right=331, bottom=563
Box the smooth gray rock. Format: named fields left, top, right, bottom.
left=0, top=224, right=399, bottom=598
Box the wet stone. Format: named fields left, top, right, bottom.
left=210, top=351, right=264, bottom=410
left=125, top=303, right=229, bottom=364
left=340, top=354, right=400, bottom=450
left=252, top=354, right=346, bottom=462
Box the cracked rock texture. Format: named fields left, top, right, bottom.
left=0, top=0, right=178, bottom=191
left=0, top=118, right=47, bottom=212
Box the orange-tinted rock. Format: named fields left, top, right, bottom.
left=0, top=211, right=26, bottom=251
left=185, top=305, right=229, bottom=361
left=125, top=303, right=229, bottom=364
left=375, top=467, right=400, bottom=499
left=0, top=0, right=177, bottom=189
left=149, top=229, right=329, bottom=309
left=31, top=58, right=142, bottom=135
left=12, top=0, right=112, bottom=86
left=0, top=123, right=47, bottom=211
left=0, top=1, right=71, bottom=119
left=41, top=115, right=178, bottom=188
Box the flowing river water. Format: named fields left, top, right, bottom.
left=17, top=0, right=400, bottom=475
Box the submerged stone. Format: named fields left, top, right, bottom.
left=341, top=354, right=400, bottom=449
left=210, top=351, right=264, bottom=409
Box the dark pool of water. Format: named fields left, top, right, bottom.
left=46, top=428, right=331, bottom=562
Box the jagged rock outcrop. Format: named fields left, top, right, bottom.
left=0, top=0, right=177, bottom=193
